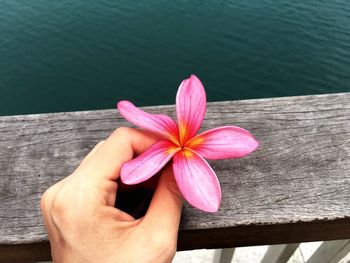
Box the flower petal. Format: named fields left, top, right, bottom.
left=117, top=100, right=179, bottom=144
left=172, top=149, right=221, bottom=212
left=186, top=126, right=259, bottom=160
left=121, top=140, right=180, bottom=184
left=176, top=75, right=206, bottom=145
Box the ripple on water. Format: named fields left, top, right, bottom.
left=1, top=0, right=350, bottom=115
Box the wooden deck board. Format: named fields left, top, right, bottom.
left=1, top=93, right=350, bottom=261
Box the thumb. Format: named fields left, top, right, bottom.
left=142, top=164, right=183, bottom=237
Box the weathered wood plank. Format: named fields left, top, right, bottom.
left=1, top=93, right=350, bottom=261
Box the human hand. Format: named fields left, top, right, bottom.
left=40, top=127, right=183, bottom=263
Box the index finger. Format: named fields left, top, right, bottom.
left=78, top=127, right=159, bottom=181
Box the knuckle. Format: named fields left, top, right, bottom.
left=50, top=189, right=73, bottom=227
left=150, top=234, right=176, bottom=255
left=40, top=191, right=49, bottom=212
left=51, top=195, right=65, bottom=219
left=166, top=180, right=183, bottom=201
left=40, top=177, right=69, bottom=213
left=114, top=126, right=131, bottom=137
left=40, top=185, right=56, bottom=212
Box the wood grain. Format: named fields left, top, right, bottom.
left=1, top=93, right=350, bottom=261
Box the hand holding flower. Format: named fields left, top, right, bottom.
left=118, top=75, right=259, bottom=212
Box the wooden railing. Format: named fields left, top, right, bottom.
left=212, top=240, right=350, bottom=262
left=0, top=93, right=349, bottom=262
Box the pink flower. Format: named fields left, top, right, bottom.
left=117, top=75, right=259, bottom=212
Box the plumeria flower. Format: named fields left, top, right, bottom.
left=117, top=75, right=259, bottom=212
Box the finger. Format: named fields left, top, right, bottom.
left=41, top=140, right=105, bottom=218
left=142, top=164, right=183, bottom=237
left=40, top=177, right=70, bottom=237
left=99, top=206, right=135, bottom=222
left=79, top=127, right=159, bottom=181
left=43, top=140, right=106, bottom=212
left=79, top=140, right=106, bottom=167
left=40, top=176, right=71, bottom=215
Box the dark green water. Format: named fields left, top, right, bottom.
left=1, top=0, right=350, bottom=116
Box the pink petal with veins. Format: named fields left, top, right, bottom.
left=176, top=75, right=206, bottom=145
left=187, top=126, right=259, bottom=160
left=172, top=149, right=221, bottom=212
left=117, top=100, right=179, bottom=143
left=121, top=140, right=180, bottom=185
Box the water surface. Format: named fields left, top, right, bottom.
left=1, top=0, right=350, bottom=115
